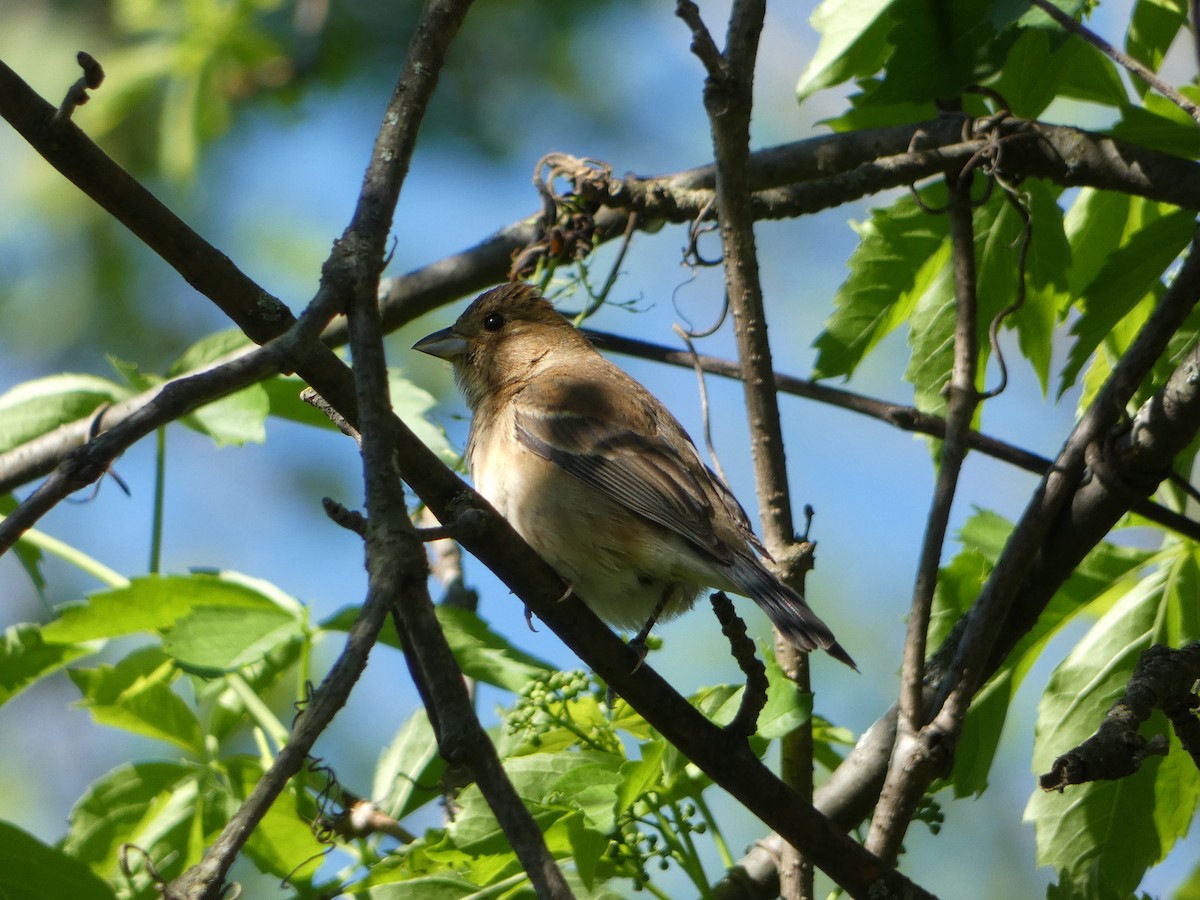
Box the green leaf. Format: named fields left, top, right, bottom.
left=0, top=374, right=129, bottom=453
left=932, top=511, right=1154, bottom=797
left=262, top=374, right=341, bottom=429
left=1111, top=92, right=1200, bottom=157
left=869, top=0, right=1023, bottom=105
left=0, top=495, right=45, bottom=594
left=616, top=741, right=665, bottom=816
left=903, top=239, right=956, bottom=415
left=64, top=762, right=202, bottom=889
left=1174, top=852, right=1200, bottom=899
left=1126, top=0, right=1189, bottom=81
left=1025, top=549, right=1200, bottom=896
left=322, top=604, right=554, bottom=692
left=356, top=875, right=483, bottom=899
left=1056, top=43, right=1133, bottom=107
left=69, top=646, right=205, bottom=753
left=812, top=194, right=947, bottom=380
left=449, top=752, right=620, bottom=855
left=166, top=328, right=254, bottom=376
left=795, top=0, right=896, bottom=101
left=44, top=571, right=300, bottom=645
left=374, top=707, right=445, bottom=821
left=554, top=762, right=623, bottom=832
left=1059, top=207, right=1195, bottom=396
left=437, top=606, right=555, bottom=691
left=0, top=623, right=95, bottom=708
left=756, top=648, right=814, bottom=739
left=1063, top=189, right=1131, bottom=297
left=389, top=370, right=458, bottom=465
left=164, top=604, right=304, bottom=675
left=0, top=820, right=116, bottom=900
left=224, top=757, right=326, bottom=883
left=976, top=182, right=1070, bottom=393
left=181, top=383, right=270, bottom=447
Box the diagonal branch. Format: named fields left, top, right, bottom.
left=866, top=173, right=982, bottom=863
left=676, top=3, right=824, bottom=898
left=1029, top=0, right=1200, bottom=124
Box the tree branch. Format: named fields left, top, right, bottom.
left=867, top=174, right=982, bottom=863
left=1030, top=0, right=1200, bottom=124
left=1039, top=641, right=1200, bottom=791
left=678, top=2, right=821, bottom=897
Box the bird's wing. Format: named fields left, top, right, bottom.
left=511, top=374, right=738, bottom=564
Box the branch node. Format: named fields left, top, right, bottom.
left=710, top=591, right=768, bottom=737
left=53, top=51, right=105, bottom=125
left=322, top=497, right=367, bottom=535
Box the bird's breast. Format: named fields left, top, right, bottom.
left=469, top=420, right=701, bottom=631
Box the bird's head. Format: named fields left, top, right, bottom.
left=413, top=282, right=590, bottom=410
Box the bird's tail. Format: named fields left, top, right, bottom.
left=728, top=555, right=857, bottom=670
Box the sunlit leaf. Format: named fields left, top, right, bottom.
left=1025, top=547, right=1200, bottom=896
left=69, top=646, right=205, bottom=753
left=0, top=374, right=130, bottom=453
left=0, top=820, right=116, bottom=900
left=0, top=623, right=95, bottom=708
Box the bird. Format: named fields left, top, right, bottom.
left=413, top=282, right=855, bottom=669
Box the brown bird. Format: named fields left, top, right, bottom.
left=414, top=282, right=854, bottom=668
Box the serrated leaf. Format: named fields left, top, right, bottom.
left=0, top=374, right=130, bottom=453
left=554, top=762, right=623, bottom=832
left=389, top=370, right=458, bottom=465
left=166, top=329, right=255, bottom=377
left=374, top=707, right=445, bottom=821
left=0, top=623, right=95, bottom=707
left=449, top=752, right=619, bottom=854
left=1126, top=0, right=1189, bottom=82
left=164, top=604, right=303, bottom=675
left=976, top=182, right=1070, bottom=393
left=795, top=0, right=896, bottom=101
left=756, top=648, right=813, bottom=739
left=869, top=0, right=1023, bottom=105
left=321, top=604, right=553, bottom=692
left=1025, top=549, right=1200, bottom=896
left=903, top=240, right=956, bottom=415
left=64, top=762, right=201, bottom=887
left=224, top=757, right=326, bottom=883
left=0, top=820, right=116, bottom=900
left=812, top=194, right=947, bottom=380
left=69, top=646, right=205, bottom=753
left=1064, top=189, right=1131, bottom=297
left=616, top=741, right=665, bottom=816
left=933, top=511, right=1154, bottom=797
left=181, top=383, right=270, bottom=447
left=1059, top=208, right=1195, bottom=396
left=44, top=571, right=299, bottom=644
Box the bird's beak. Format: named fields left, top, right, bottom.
left=413, top=326, right=468, bottom=361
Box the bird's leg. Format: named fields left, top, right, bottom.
left=523, top=605, right=538, bottom=632
left=628, top=589, right=671, bottom=673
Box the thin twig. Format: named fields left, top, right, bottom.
left=1030, top=0, right=1200, bottom=124
left=677, top=2, right=818, bottom=898
left=867, top=174, right=982, bottom=864
left=51, top=51, right=104, bottom=125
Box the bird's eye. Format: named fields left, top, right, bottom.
left=482, top=312, right=505, bottom=332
